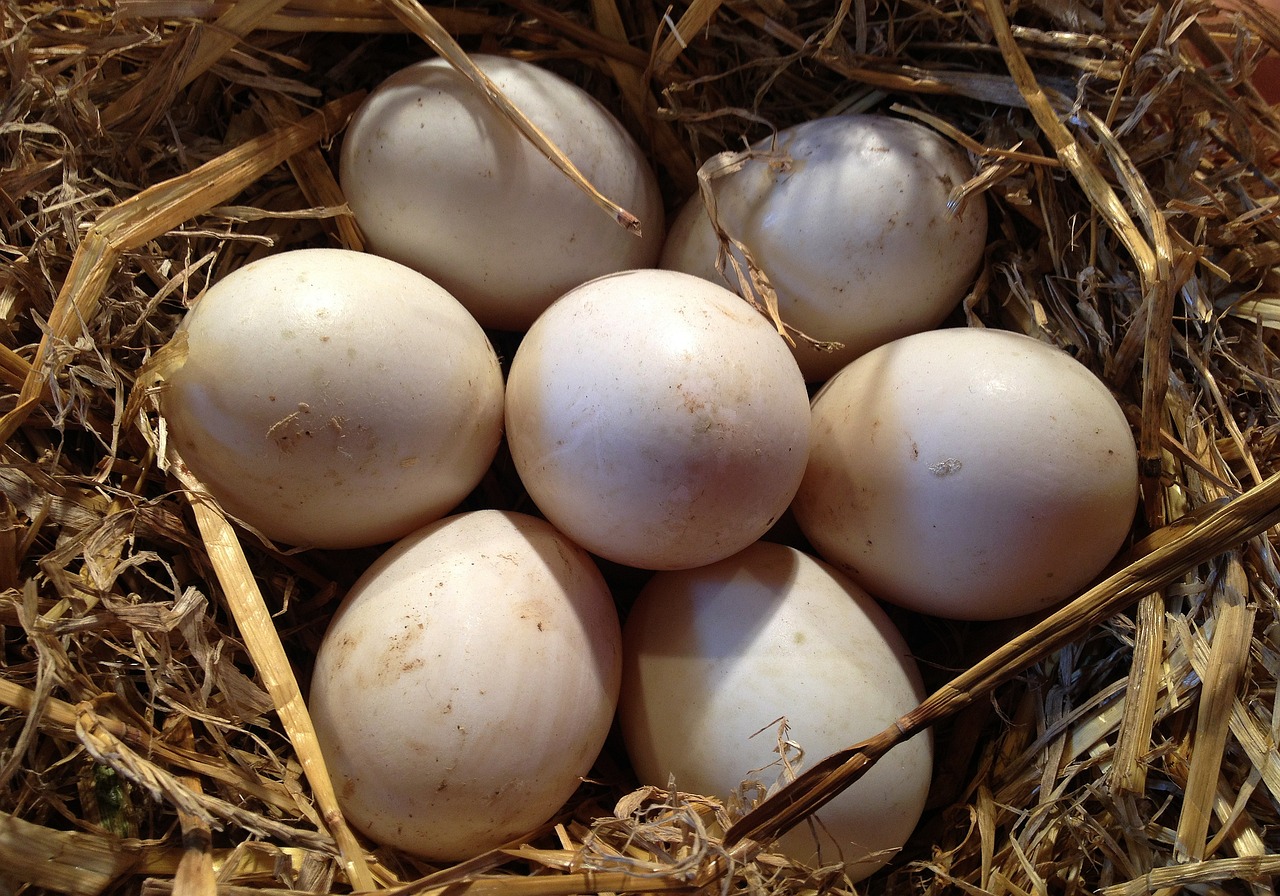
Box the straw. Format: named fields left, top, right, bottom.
left=5, top=2, right=1280, bottom=894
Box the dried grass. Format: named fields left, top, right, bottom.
left=3, top=1, right=1280, bottom=894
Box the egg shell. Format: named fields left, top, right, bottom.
left=308, top=509, right=622, bottom=860
left=504, top=268, right=811, bottom=570
left=618, top=540, right=932, bottom=880
left=660, top=113, right=987, bottom=382
left=160, top=248, right=504, bottom=549
left=340, top=54, right=665, bottom=331
left=792, top=327, right=1140, bottom=620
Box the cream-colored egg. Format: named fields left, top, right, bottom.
left=618, top=540, right=932, bottom=880
left=160, top=248, right=504, bottom=549
left=308, top=510, right=622, bottom=861
left=340, top=54, right=664, bottom=331
left=661, top=114, right=987, bottom=382
left=792, top=327, right=1139, bottom=620
left=504, top=269, right=811, bottom=570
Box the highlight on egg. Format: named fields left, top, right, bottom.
left=340, top=53, right=665, bottom=332
left=618, top=540, right=933, bottom=880
left=792, top=327, right=1140, bottom=620
left=308, top=509, right=622, bottom=861
left=661, top=113, right=988, bottom=382
left=160, top=247, right=504, bottom=549
left=504, top=268, right=812, bottom=571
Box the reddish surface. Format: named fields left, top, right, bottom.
left=1218, top=0, right=1280, bottom=102
left=1253, top=53, right=1280, bottom=103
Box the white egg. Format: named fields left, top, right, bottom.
left=340, top=54, right=665, bottom=331
left=504, top=269, right=811, bottom=570
left=160, top=248, right=504, bottom=549
left=792, top=327, right=1140, bottom=620
left=660, top=113, right=987, bottom=382
left=618, top=540, right=932, bottom=880
left=308, top=509, right=622, bottom=861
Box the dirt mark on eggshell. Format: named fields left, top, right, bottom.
left=929, top=457, right=963, bottom=476
left=268, top=403, right=350, bottom=453
left=268, top=402, right=313, bottom=452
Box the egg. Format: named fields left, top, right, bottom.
left=504, top=268, right=811, bottom=570
left=308, top=509, right=622, bottom=861
left=660, top=113, right=987, bottom=382
left=160, top=248, right=504, bottom=549
left=792, top=327, right=1140, bottom=620
left=340, top=54, right=665, bottom=331
left=618, top=540, right=932, bottom=880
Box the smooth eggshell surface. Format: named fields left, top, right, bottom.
left=160, top=248, right=504, bottom=549
left=660, top=113, right=987, bottom=382
left=504, top=269, right=811, bottom=570
left=308, top=510, right=622, bottom=860
left=792, top=327, right=1139, bottom=620
left=619, top=540, right=932, bottom=880
left=340, top=54, right=665, bottom=331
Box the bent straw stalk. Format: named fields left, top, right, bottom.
left=972, top=0, right=1175, bottom=525
left=103, top=0, right=293, bottom=127
left=725, top=470, right=1280, bottom=850
left=381, top=0, right=644, bottom=236
left=1173, top=554, right=1254, bottom=861
left=0, top=91, right=365, bottom=446
left=183, top=485, right=375, bottom=891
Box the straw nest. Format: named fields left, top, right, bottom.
left=3, top=0, right=1280, bottom=893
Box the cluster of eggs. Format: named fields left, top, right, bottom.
left=158, top=54, right=1139, bottom=879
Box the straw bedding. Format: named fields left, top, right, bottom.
left=3, top=0, right=1280, bottom=893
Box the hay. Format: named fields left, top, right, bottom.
left=2, top=0, right=1280, bottom=894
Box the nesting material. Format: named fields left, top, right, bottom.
left=3, top=1, right=1280, bottom=895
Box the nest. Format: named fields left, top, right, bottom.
left=3, top=0, right=1280, bottom=893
